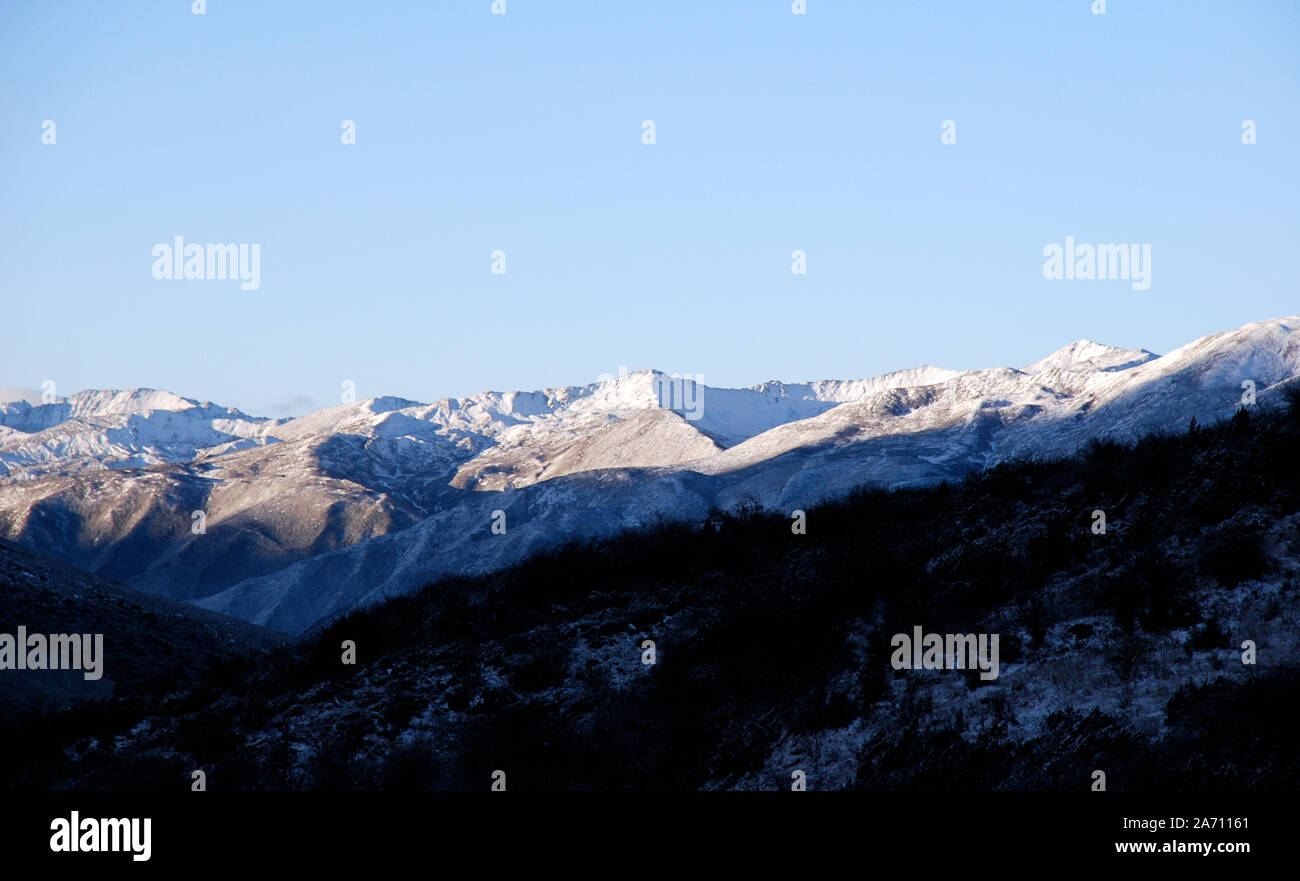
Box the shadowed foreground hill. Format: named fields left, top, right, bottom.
left=5, top=390, right=1300, bottom=790
left=0, top=539, right=287, bottom=723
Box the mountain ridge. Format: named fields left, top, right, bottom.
left=3, top=315, right=1298, bottom=634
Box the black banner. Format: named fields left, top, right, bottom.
left=1, top=793, right=1277, bottom=868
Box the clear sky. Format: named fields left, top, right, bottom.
left=3, top=1, right=1297, bottom=416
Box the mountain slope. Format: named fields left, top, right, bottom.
left=12, top=396, right=1298, bottom=790
left=0, top=538, right=285, bottom=724
left=2, top=316, right=1298, bottom=634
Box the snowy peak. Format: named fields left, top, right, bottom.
left=0, top=388, right=278, bottom=479
left=3, top=315, right=1300, bottom=634
left=66, top=388, right=203, bottom=417
left=1127, top=316, right=1300, bottom=390
left=1023, top=340, right=1158, bottom=375
left=0, top=388, right=263, bottom=431
left=4, top=317, right=1299, bottom=492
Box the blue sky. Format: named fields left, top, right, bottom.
left=2, top=1, right=1297, bottom=416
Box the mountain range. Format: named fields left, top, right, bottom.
left=2, top=315, right=1297, bottom=634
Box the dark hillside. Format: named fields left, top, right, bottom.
left=6, top=390, right=1299, bottom=790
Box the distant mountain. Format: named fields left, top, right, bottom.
left=14, top=392, right=1299, bottom=791
left=1021, top=339, right=1156, bottom=374
left=0, top=388, right=278, bottom=477
left=1, top=316, right=1297, bottom=634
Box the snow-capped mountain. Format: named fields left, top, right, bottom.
left=1, top=316, right=1297, bottom=634
left=0, top=389, right=279, bottom=479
